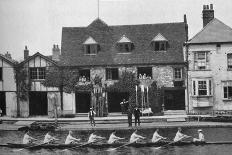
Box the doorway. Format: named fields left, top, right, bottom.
left=75, top=92, right=91, bottom=113
left=29, top=92, right=48, bottom=115
left=108, top=92, right=129, bottom=112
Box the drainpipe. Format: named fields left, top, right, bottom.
left=185, top=42, right=190, bottom=114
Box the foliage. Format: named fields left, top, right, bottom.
left=15, top=67, right=31, bottom=101
left=93, top=75, right=102, bottom=86
left=42, top=67, right=79, bottom=93
left=107, top=71, right=140, bottom=111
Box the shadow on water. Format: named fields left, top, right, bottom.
left=1, top=127, right=232, bottom=155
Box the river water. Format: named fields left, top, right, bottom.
left=0, top=127, right=232, bottom=155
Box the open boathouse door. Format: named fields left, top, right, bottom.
left=164, top=89, right=185, bottom=110
left=29, top=92, right=48, bottom=116
left=108, top=92, right=129, bottom=113
left=0, top=92, right=6, bottom=115
left=75, top=92, right=91, bottom=113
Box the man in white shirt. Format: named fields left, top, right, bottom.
left=88, top=132, right=105, bottom=143
left=107, top=131, right=124, bottom=144
left=65, top=131, right=81, bottom=144
left=151, top=129, right=166, bottom=143
left=193, top=129, right=205, bottom=142
left=88, top=108, right=96, bottom=127
left=130, top=130, right=146, bottom=143
left=174, top=127, right=189, bottom=142
left=23, top=130, right=36, bottom=144
left=43, top=131, right=58, bottom=144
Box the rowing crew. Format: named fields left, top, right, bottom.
left=23, top=128, right=205, bottom=145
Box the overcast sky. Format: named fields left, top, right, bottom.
left=0, top=0, right=232, bottom=60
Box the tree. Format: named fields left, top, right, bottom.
left=42, top=66, right=79, bottom=110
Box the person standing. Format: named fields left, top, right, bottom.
left=88, top=107, right=96, bottom=127
left=133, top=106, right=141, bottom=126
left=127, top=107, right=133, bottom=127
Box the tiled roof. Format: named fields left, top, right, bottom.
left=188, top=18, right=232, bottom=44
left=0, top=54, right=17, bottom=66
left=61, top=18, right=187, bottom=67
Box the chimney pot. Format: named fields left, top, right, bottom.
left=52, top=44, right=60, bottom=61
left=210, top=4, right=213, bottom=10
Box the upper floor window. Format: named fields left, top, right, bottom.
left=117, top=35, right=134, bottom=53
left=0, top=67, right=2, bottom=81
left=83, top=36, right=99, bottom=55
left=106, top=68, right=119, bottom=80
left=227, top=54, right=232, bottom=69
left=194, top=51, right=209, bottom=70
left=151, top=33, right=168, bottom=51
left=79, top=69, right=90, bottom=82
left=174, top=68, right=182, bottom=80
left=137, top=67, right=152, bottom=79
left=30, top=67, right=46, bottom=80
left=222, top=81, right=232, bottom=100
left=192, top=79, right=212, bottom=96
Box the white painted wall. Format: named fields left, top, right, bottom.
left=63, top=92, right=75, bottom=114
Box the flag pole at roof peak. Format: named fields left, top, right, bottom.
left=97, top=0, right=100, bottom=19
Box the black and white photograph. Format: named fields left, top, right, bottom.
left=0, top=0, right=232, bottom=154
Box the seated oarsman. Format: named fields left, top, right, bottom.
left=174, top=127, right=189, bottom=142
left=88, top=132, right=105, bottom=143
left=23, top=130, right=37, bottom=144
left=193, top=129, right=205, bottom=142
left=107, top=130, right=124, bottom=144
left=129, top=130, right=146, bottom=143
left=151, top=129, right=166, bottom=143
left=44, top=131, right=59, bottom=144
left=65, top=131, right=81, bottom=144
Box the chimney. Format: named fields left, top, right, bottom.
left=24, top=46, right=29, bottom=60
left=202, top=4, right=214, bottom=27
left=184, top=14, right=188, bottom=41
left=4, top=51, right=12, bottom=59
left=52, top=44, right=60, bottom=61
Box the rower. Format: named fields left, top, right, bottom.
left=44, top=131, right=59, bottom=144
left=23, top=130, right=37, bottom=144
left=65, top=131, right=81, bottom=144
left=193, top=129, right=205, bottom=142
left=88, top=132, right=105, bottom=143
left=107, top=130, right=124, bottom=144
left=173, top=127, right=189, bottom=142
left=151, top=129, right=166, bottom=143
left=129, top=130, right=146, bottom=143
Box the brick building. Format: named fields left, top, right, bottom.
left=185, top=4, right=232, bottom=114
left=60, top=17, right=188, bottom=115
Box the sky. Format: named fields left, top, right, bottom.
left=0, top=0, right=232, bottom=61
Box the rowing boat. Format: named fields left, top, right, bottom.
left=2, top=141, right=232, bottom=149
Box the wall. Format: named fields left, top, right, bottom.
left=187, top=43, right=232, bottom=113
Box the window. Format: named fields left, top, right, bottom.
left=174, top=68, right=182, bottom=79
left=137, top=67, right=152, bottom=79
left=194, top=51, right=209, bottom=70
left=117, top=43, right=133, bottom=52
left=84, top=44, right=98, bottom=54
left=152, top=41, right=167, bottom=51
left=30, top=67, right=46, bottom=80
left=78, top=69, right=90, bottom=82
left=228, top=54, right=232, bottom=69
left=192, top=79, right=212, bottom=96
left=222, top=81, right=232, bottom=99
left=0, top=67, right=2, bottom=81
left=106, top=68, right=119, bottom=80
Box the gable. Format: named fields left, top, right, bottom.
left=189, top=18, right=232, bottom=44
left=117, top=35, right=132, bottom=43
left=152, top=33, right=168, bottom=42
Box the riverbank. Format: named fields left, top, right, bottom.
left=1, top=115, right=232, bottom=131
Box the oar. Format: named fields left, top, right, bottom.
left=154, top=136, right=192, bottom=150
left=107, top=141, right=135, bottom=151
left=13, top=142, right=48, bottom=152
left=61, top=138, right=105, bottom=152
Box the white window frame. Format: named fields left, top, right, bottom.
left=30, top=67, right=46, bottom=80
left=84, top=44, right=98, bottom=55
left=192, top=78, right=212, bottom=96
left=227, top=54, right=232, bottom=69
left=194, top=51, right=209, bottom=70
left=222, top=81, right=232, bottom=100
left=174, top=68, right=182, bottom=80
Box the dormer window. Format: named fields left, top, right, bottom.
left=151, top=33, right=168, bottom=51
left=83, top=36, right=99, bottom=54
left=117, top=35, right=134, bottom=53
